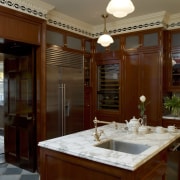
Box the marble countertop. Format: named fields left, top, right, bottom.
left=38, top=123, right=180, bottom=171
left=163, top=115, right=180, bottom=120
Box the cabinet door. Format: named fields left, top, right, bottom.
left=93, top=53, right=121, bottom=122
left=123, top=49, right=162, bottom=126
left=140, top=50, right=162, bottom=126
left=122, top=52, right=139, bottom=120
left=170, top=51, right=180, bottom=88
left=165, top=31, right=180, bottom=90
left=97, top=64, right=119, bottom=111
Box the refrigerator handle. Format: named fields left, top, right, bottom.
left=63, top=83, right=66, bottom=135
left=59, top=83, right=65, bottom=135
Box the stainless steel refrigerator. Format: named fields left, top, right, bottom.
left=46, top=48, right=84, bottom=139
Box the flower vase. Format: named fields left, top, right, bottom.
left=142, top=115, right=147, bottom=126
left=172, top=108, right=180, bottom=117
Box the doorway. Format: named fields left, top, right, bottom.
left=0, top=39, right=37, bottom=172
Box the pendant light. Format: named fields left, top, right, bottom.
left=97, top=14, right=114, bottom=47
left=106, top=0, right=135, bottom=18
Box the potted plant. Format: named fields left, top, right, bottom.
left=164, top=95, right=180, bottom=117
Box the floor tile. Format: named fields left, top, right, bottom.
left=3, top=167, right=22, bottom=175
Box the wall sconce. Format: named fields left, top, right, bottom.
left=106, top=0, right=135, bottom=18
left=97, top=14, right=114, bottom=47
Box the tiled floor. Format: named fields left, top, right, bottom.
left=0, top=163, right=39, bottom=180
left=0, top=135, right=40, bottom=180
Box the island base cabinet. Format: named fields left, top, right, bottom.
left=39, top=148, right=130, bottom=180
left=39, top=147, right=167, bottom=180
left=135, top=149, right=167, bottom=180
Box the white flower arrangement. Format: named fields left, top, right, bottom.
left=138, top=95, right=149, bottom=117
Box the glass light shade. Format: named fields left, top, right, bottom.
left=97, top=34, right=114, bottom=47
left=106, top=0, right=135, bottom=18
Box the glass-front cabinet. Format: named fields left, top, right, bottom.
left=167, top=30, right=180, bottom=90
left=97, top=64, right=119, bottom=110
left=171, top=51, right=180, bottom=86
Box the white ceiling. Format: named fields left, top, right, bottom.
left=41, top=0, right=180, bottom=26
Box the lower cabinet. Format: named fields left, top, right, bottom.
left=162, top=118, right=180, bottom=128
left=39, top=147, right=167, bottom=180
left=5, top=115, right=36, bottom=172
left=135, top=149, right=167, bottom=180
left=166, top=138, right=180, bottom=180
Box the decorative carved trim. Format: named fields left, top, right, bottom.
left=167, top=13, right=180, bottom=30
left=94, top=11, right=168, bottom=38
left=1, top=0, right=180, bottom=37
left=46, top=11, right=169, bottom=38
left=0, top=0, right=54, bottom=19
left=46, top=10, right=94, bottom=38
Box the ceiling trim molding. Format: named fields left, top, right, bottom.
left=1, top=0, right=180, bottom=37
left=46, top=10, right=94, bottom=38
left=0, top=0, right=54, bottom=19
left=46, top=11, right=169, bottom=38
left=167, top=13, right=180, bottom=30
left=94, top=11, right=168, bottom=37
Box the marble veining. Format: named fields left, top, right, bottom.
left=38, top=123, right=180, bottom=171
left=163, top=115, right=180, bottom=120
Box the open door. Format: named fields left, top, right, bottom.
left=3, top=40, right=36, bottom=172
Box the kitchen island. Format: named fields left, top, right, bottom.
left=38, top=123, right=180, bottom=180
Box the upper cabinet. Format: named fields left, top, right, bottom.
left=122, top=29, right=163, bottom=126
left=165, top=30, right=180, bottom=91
left=171, top=51, right=180, bottom=87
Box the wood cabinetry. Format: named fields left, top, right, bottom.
left=93, top=52, right=121, bottom=122
left=122, top=30, right=163, bottom=126
left=162, top=118, right=180, bottom=128
left=39, top=147, right=167, bottom=180
left=92, top=29, right=163, bottom=125
left=5, top=116, right=36, bottom=171
left=84, top=55, right=92, bottom=129
left=164, top=30, right=180, bottom=91
left=0, top=6, right=45, bottom=45
left=123, top=48, right=163, bottom=125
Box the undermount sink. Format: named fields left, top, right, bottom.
left=95, top=140, right=150, bottom=154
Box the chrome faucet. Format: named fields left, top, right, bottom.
left=93, top=117, right=118, bottom=141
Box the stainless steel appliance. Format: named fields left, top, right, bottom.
left=46, top=47, right=84, bottom=138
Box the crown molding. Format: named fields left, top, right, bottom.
left=46, top=10, right=94, bottom=38
left=0, top=0, right=54, bottom=19
left=46, top=10, right=170, bottom=38
left=94, top=11, right=168, bottom=38
left=168, top=13, right=180, bottom=30
left=1, top=0, right=180, bottom=37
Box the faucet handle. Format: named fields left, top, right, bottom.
left=112, top=121, right=118, bottom=129
left=93, top=130, right=104, bottom=141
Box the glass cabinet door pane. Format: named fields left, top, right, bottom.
left=67, top=36, right=81, bottom=50
left=125, top=35, right=139, bottom=49
left=46, top=30, right=64, bottom=46
left=172, top=33, right=180, bottom=47
left=172, top=53, right=180, bottom=86
left=97, top=64, right=119, bottom=110
left=143, top=33, right=158, bottom=47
